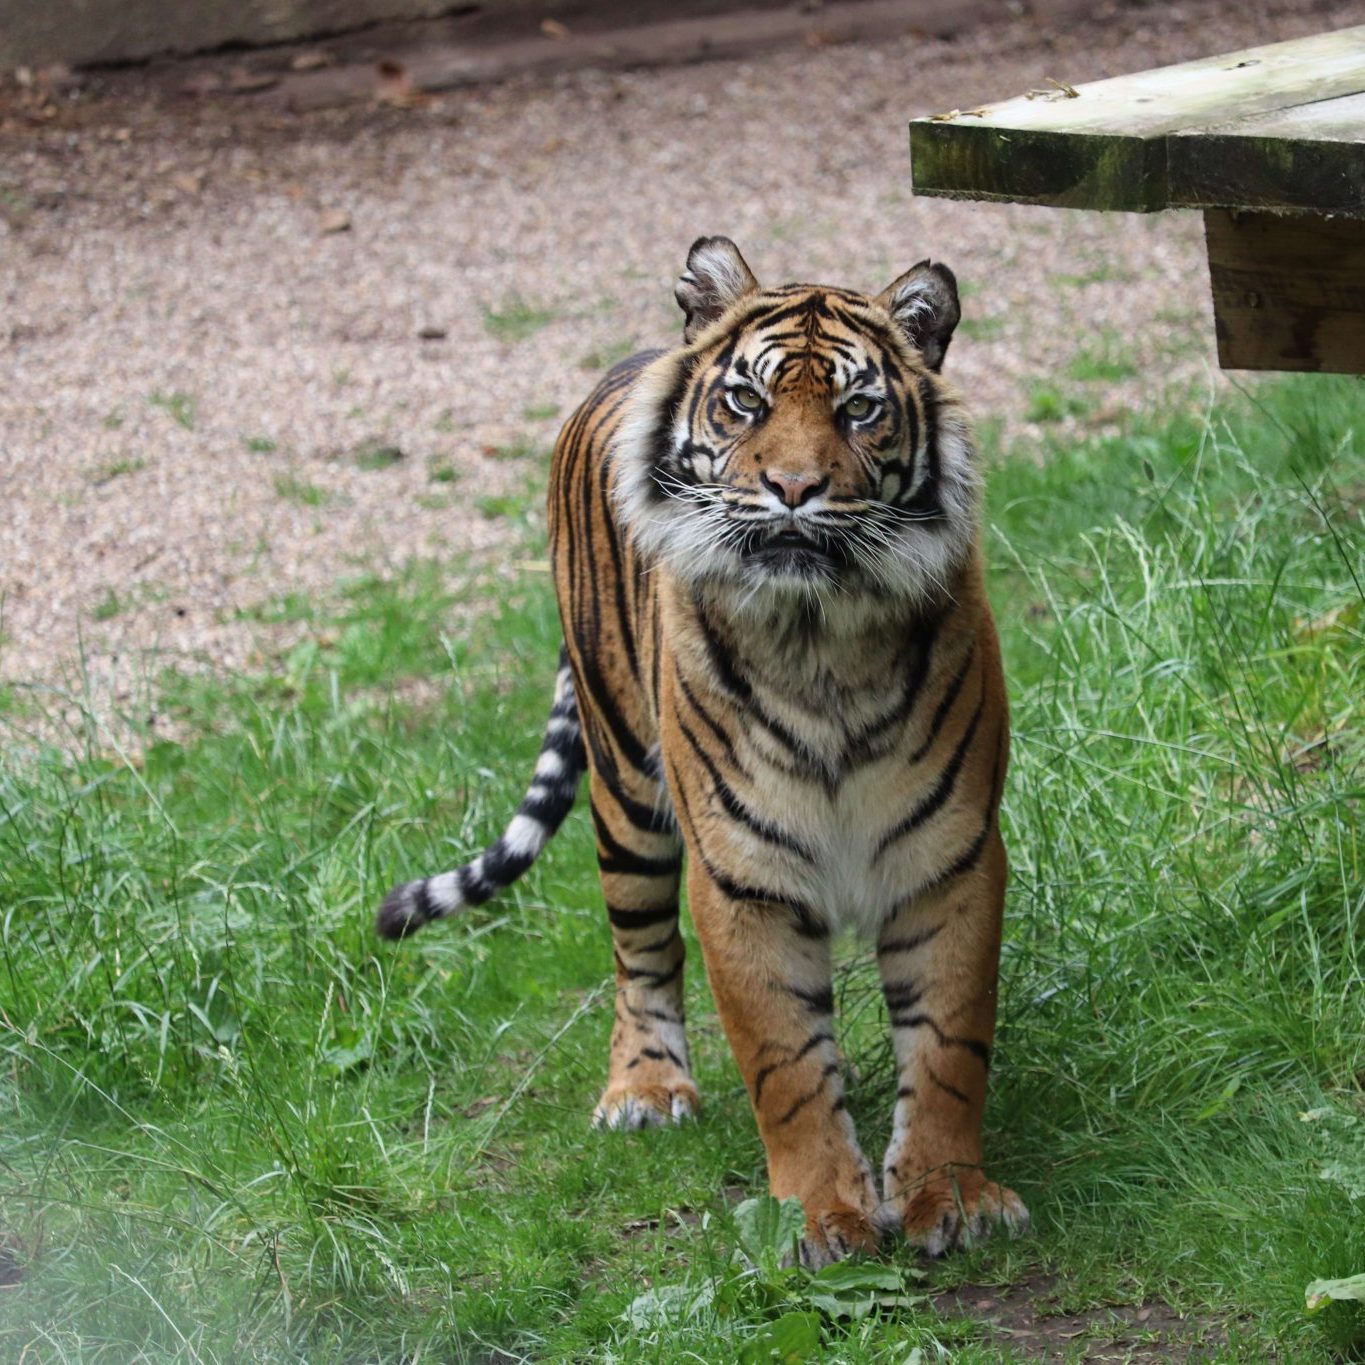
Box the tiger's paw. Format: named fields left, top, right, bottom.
left=797, top=1204, right=881, bottom=1270
left=892, top=1165, right=1029, bottom=1258
left=592, top=1080, right=699, bottom=1131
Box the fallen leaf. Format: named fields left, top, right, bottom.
left=319, top=209, right=352, bottom=235
left=290, top=50, right=332, bottom=71
left=1027, top=76, right=1080, bottom=100
left=375, top=59, right=427, bottom=107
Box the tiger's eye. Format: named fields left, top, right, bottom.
left=844, top=394, right=875, bottom=420
left=731, top=385, right=764, bottom=412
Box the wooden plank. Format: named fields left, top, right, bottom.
left=1205, top=209, right=1365, bottom=373
left=1171, top=91, right=1365, bottom=216
left=910, top=24, right=1365, bottom=210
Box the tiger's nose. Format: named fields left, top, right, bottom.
left=760, top=470, right=830, bottom=508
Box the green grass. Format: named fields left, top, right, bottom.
left=90, top=588, right=122, bottom=622
left=1022, top=380, right=1090, bottom=424
left=579, top=339, right=638, bottom=371
left=2, top=378, right=1363, bottom=1361
left=352, top=443, right=404, bottom=472
left=483, top=296, right=558, bottom=343
left=88, top=457, right=146, bottom=485
left=484, top=438, right=540, bottom=463
left=148, top=390, right=197, bottom=430
left=1066, top=332, right=1138, bottom=383
left=272, top=473, right=334, bottom=507
left=958, top=315, right=1004, bottom=343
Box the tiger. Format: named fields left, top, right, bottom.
left=378, top=237, right=1028, bottom=1266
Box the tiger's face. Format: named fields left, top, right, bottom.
left=616, top=238, right=978, bottom=607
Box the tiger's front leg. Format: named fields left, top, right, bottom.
left=876, top=830, right=1028, bottom=1255
left=686, top=863, right=880, bottom=1268
left=589, top=770, right=698, bottom=1130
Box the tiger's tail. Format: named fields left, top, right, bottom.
left=375, top=646, right=587, bottom=940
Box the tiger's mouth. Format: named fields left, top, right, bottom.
left=737, top=522, right=846, bottom=577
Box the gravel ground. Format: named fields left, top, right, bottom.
left=2, top=0, right=1361, bottom=743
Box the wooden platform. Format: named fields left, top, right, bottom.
left=909, top=25, right=1365, bottom=373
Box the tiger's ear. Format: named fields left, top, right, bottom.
left=675, top=236, right=760, bottom=343
left=877, top=260, right=961, bottom=372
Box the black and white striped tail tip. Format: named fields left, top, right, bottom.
left=375, top=875, right=462, bottom=940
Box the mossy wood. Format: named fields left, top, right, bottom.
left=1206, top=209, right=1365, bottom=373
left=909, top=25, right=1365, bottom=212
left=1171, top=91, right=1365, bottom=216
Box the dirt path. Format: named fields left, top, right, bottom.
left=2, top=0, right=1359, bottom=739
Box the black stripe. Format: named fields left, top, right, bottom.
left=607, top=904, right=678, bottom=930
left=909, top=641, right=976, bottom=764
left=872, top=685, right=986, bottom=864
left=893, top=1013, right=991, bottom=1068
left=929, top=1069, right=971, bottom=1105
left=753, top=1030, right=834, bottom=1103
left=677, top=718, right=815, bottom=862
left=414, top=881, right=439, bottom=924
left=706, top=862, right=827, bottom=939
left=695, top=607, right=823, bottom=773
left=480, top=840, right=536, bottom=884
left=676, top=670, right=744, bottom=771
left=575, top=657, right=652, bottom=776
left=775, top=1063, right=840, bottom=1126
left=637, top=928, right=681, bottom=954
left=625, top=959, right=682, bottom=987
left=598, top=454, right=641, bottom=684
left=932, top=723, right=1007, bottom=890
left=519, top=791, right=576, bottom=826
left=457, top=863, right=496, bottom=907
left=877, top=923, right=944, bottom=955
left=882, top=982, right=923, bottom=1011
left=842, top=613, right=941, bottom=762
left=784, top=983, right=835, bottom=1015
left=592, top=804, right=683, bottom=878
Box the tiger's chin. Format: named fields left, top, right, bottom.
left=742, top=540, right=842, bottom=589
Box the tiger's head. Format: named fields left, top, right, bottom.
left=615, top=237, right=978, bottom=608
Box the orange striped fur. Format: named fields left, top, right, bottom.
left=380, top=238, right=1027, bottom=1265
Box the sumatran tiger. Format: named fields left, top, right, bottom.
left=378, top=237, right=1028, bottom=1266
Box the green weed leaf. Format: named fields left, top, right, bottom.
left=804, top=1259, right=919, bottom=1321
left=808, top=1262, right=904, bottom=1293
left=734, top=1195, right=805, bottom=1272
left=625, top=1280, right=715, bottom=1329
left=737, top=1309, right=822, bottom=1362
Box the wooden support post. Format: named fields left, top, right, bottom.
left=1204, top=209, right=1365, bottom=373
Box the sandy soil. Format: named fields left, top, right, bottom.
left=2, top=0, right=1360, bottom=738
